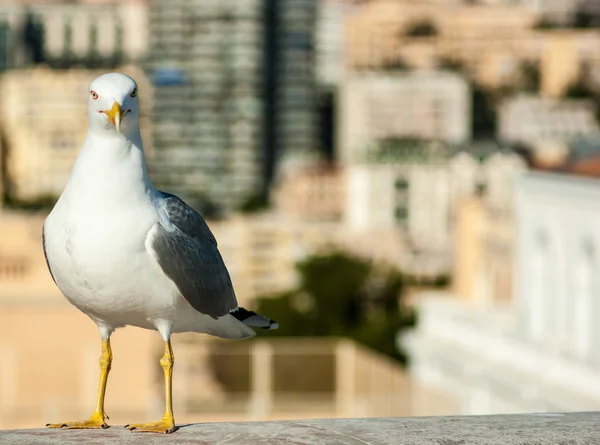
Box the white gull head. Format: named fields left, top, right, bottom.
left=87, top=72, right=140, bottom=137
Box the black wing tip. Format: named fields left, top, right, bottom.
left=231, top=307, right=279, bottom=330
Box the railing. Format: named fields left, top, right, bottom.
left=172, top=337, right=458, bottom=422
left=0, top=257, right=28, bottom=280
left=0, top=337, right=458, bottom=429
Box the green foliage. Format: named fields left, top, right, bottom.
left=255, top=251, right=416, bottom=364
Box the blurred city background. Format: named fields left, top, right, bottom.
left=1, top=0, right=600, bottom=430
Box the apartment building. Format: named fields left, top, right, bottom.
left=338, top=71, right=471, bottom=165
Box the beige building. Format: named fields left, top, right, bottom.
left=271, top=163, right=344, bottom=223
left=209, top=214, right=341, bottom=301
left=439, top=4, right=538, bottom=80
left=345, top=1, right=538, bottom=84
left=344, top=0, right=600, bottom=95
left=453, top=198, right=515, bottom=306
left=0, top=66, right=153, bottom=203
left=540, top=32, right=581, bottom=98
left=452, top=152, right=526, bottom=305
left=209, top=211, right=401, bottom=302
left=344, top=0, right=441, bottom=71
left=538, top=29, right=600, bottom=98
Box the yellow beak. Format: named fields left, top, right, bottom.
left=104, top=101, right=126, bottom=132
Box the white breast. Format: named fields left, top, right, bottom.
left=45, top=198, right=168, bottom=326
left=42, top=133, right=179, bottom=329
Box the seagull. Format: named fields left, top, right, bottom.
left=42, top=73, right=278, bottom=434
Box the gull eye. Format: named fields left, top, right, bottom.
left=130, top=88, right=137, bottom=98
left=91, top=91, right=99, bottom=100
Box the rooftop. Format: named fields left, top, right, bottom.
left=1, top=412, right=599, bottom=444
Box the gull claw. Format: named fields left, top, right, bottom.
left=124, top=418, right=176, bottom=434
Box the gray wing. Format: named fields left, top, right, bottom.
left=148, top=192, right=237, bottom=319
left=42, top=224, right=57, bottom=285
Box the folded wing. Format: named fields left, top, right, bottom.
left=147, top=192, right=238, bottom=319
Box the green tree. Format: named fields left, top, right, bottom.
left=255, top=252, right=416, bottom=364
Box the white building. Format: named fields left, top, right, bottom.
left=338, top=71, right=471, bottom=164
left=344, top=148, right=525, bottom=276
left=498, top=95, right=600, bottom=148
left=405, top=171, right=600, bottom=414
left=345, top=162, right=453, bottom=250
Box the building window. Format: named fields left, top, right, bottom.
left=23, top=12, right=45, bottom=64
left=395, top=206, right=408, bottom=222
left=114, top=22, right=123, bottom=61
left=89, top=22, right=99, bottom=55
left=63, top=20, right=73, bottom=57
left=0, top=21, right=9, bottom=71
left=395, top=177, right=408, bottom=190
left=394, top=177, right=409, bottom=225
left=475, top=181, right=487, bottom=196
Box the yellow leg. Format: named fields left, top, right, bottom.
left=125, top=340, right=176, bottom=434
left=46, top=338, right=112, bottom=429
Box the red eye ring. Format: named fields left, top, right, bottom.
left=91, top=91, right=99, bottom=100
left=130, top=88, right=137, bottom=98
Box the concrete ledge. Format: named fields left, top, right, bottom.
left=1, top=412, right=599, bottom=444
